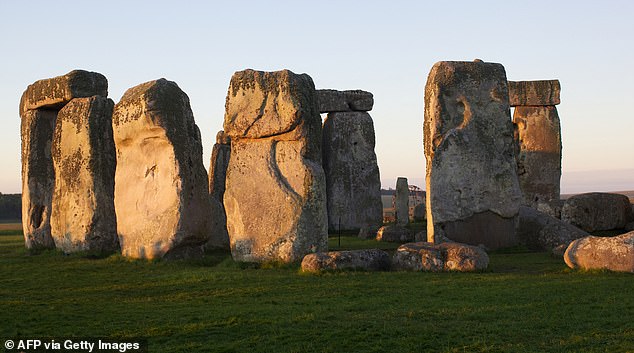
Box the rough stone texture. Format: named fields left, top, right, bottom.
left=223, top=69, right=327, bottom=263
left=112, top=79, right=211, bottom=259
left=413, top=202, right=426, bottom=221
left=424, top=60, right=521, bottom=249
left=323, top=111, right=382, bottom=231
left=514, top=106, right=562, bottom=217
left=626, top=222, right=634, bottom=232
left=375, top=225, right=413, bottom=242
left=518, top=206, right=588, bottom=256
left=21, top=109, right=57, bottom=249
left=358, top=225, right=380, bottom=240
left=206, top=130, right=231, bottom=249
left=564, top=232, right=634, bottom=273
left=561, top=193, right=632, bottom=232
left=395, top=177, right=409, bottom=226
left=508, top=80, right=560, bottom=107
left=20, top=70, right=108, bottom=116
left=301, top=249, right=390, bottom=272
left=317, top=89, right=374, bottom=113
left=392, top=241, right=489, bottom=272
left=414, top=229, right=427, bottom=242
left=50, top=97, right=119, bottom=253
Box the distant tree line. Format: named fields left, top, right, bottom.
left=0, top=194, right=21, bottom=220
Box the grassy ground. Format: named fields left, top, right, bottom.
left=1, top=231, right=633, bottom=353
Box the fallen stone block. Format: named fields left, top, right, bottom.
left=561, top=193, right=632, bottom=232
left=375, top=225, right=413, bottom=242
left=392, top=241, right=489, bottom=272
left=564, top=232, right=634, bottom=273
left=301, top=249, right=390, bottom=272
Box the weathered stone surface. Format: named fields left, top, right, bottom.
left=392, top=241, right=489, bottom=272
left=424, top=60, right=521, bottom=249
left=561, top=193, right=632, bottom=232
left=508, top=80, right=560, bottom=106
left=50, top=97, right=119, bottom=253
left=112, top=79, right=211, bottom=259
left=301, top=249, right=390, bottom=272
left=413, top=202, right=426, bottom=221
left=358, top=225, right=380, bottom=240
left=223, top=69, right=327, bottom=263
left=375, top=225, right=413, bottom=242
left=209, top=131, right=231, bottom=200
left=514, top=106, right=562, bottom=217
left=518, top=206, right=588, bottom=256
left=564, top=232, right=634, bottom=273
left=414, top=229, right=427, bottom=242
left=323, top=111, right=382, bottom=231
left=21, top=109, right=56, bottom=249
left=317, top=89, right=374, bottom=113
left=224, top=70, right=322, bottom=156
left=20, top=70, right=108, bottom=116
left=395, top=177, right=409, bottom=226
left=206, top=130, right=231, bottom=249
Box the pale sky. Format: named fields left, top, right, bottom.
left=1, top=0, right=632, bottom=194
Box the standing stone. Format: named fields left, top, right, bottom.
left=413, top=192, right=427, bottom=221
left=206, top=130, right=231, bottom=249
left=322, top=111, right=382, bottom=231
left=112, top=79, right=211, bottom=259
left=20, top=109, right=56, bottom=249
left=20, top=70, right=108, bottom=250
left=395, top=177, right=409, bottom=226
left=50, top=96, right=119, bottom=253
left=424, top=60, right=521, bottom=249
left=510, top=80, right=562, bottom=217
left=223, top=69, right=327, bottom=263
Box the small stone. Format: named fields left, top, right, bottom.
left=20, top=70, right=108, bottom=116
left=564, top=232, right=634, bottom=273
left=375, top=225, right=413, bottom=242
left=392, top=241, right=489, bottom=272
left=414, top=229, right=426, bottom=242
left=508, top=80, right=560, bottom=106
left=561, top=193, right=632, bottom=232
left=395, top=177, right=409, bottom=226
left=413, top=201, right=426, bottom=221
left=358, top=225, right=380, bottom=240
left=301, top=249, right=390, bottom=272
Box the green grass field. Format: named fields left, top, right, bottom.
left=1, top=230, right=633, bottom=353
